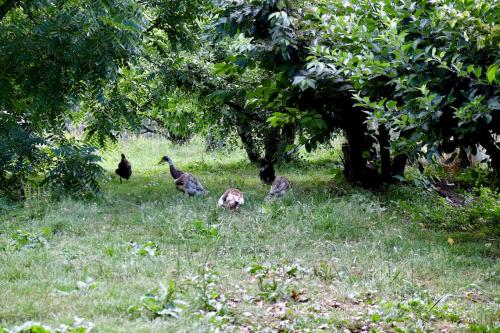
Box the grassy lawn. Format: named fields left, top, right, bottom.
left=0, top=136, right=498, bottom=332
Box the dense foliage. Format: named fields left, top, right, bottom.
left=0, top=0, right=148, bottom=197
left=0, top=0, right=207, bottom=198
left=0, top=0, right=498, bottom=197
left=214, top=0, right=499, bottom=186
left=306, top=0, right=500, bottom=168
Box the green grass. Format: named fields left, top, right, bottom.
left=0, top=136, right=498, bottom=332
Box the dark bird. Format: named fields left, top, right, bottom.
left=266, top=176, right=291, bottom=200
left=159, top=156, right=206, bottom=196
left=115, top=153, right=132, bottom=183
left=259, top=157, right=276, bottom=185
left=218, top=188, right=244, bottom=210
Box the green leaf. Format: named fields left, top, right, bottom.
left=486, top=64, right=498, bottom=84
left=386, top=100, right=397, bottom=109
left=474, top=67, right=482, bottom=79
left=276, top=0, right=287, bottom=9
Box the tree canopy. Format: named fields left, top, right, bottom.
left=1, top=0, right=498, bottom=198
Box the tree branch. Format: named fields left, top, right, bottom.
left=0, top=0, right=20, bottom=21
left=141, top=124, right=160, bottom=134
left=146, top=19, right=165, bottom=33
left=224, top=100, right=245, bottom=113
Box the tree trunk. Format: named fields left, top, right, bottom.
left=281, top=123, right=297, bottom=161
left=458, top=147, right=470, bottom=169
left=392, top=154, right=408, bottom=178
left=225, top=101, right=261, bottom=162
left=235, top=123, right=259, bottom=162
left=479, top=132, right=500, bottom=171
left=262, top=123, right=297, bottom=162
left=264, top=126, right=280, bottom=162
left=342, top=106, right=381, bottom=187
left=378, top=124, right=392, bottom=182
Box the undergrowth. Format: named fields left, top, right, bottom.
left=0, top=136, right=498, bottom=332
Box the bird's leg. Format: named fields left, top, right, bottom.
left=120, top=177, right=122, bottom=183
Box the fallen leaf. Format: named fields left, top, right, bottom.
left=290, top=289, right=309, bottom=303
left=266, top=302, right=288, bottom=320
left=325, top=299, right=344, bottom=308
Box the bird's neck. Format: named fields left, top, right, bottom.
left=169, top=163, right=182, bottom=179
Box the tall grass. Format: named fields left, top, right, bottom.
left=0, top=136, right=497, bottom=332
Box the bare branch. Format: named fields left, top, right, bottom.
left=141, top=124, right=160, bottom=134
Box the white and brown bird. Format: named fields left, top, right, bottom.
left=159, top=156, right=206, bottom=196
left=115, top=153, right=132, bottom=183
left=218, top=188, right=244, bottom=210
left=266, top=176, right=291, bottom=200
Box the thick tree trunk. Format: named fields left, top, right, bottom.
left=281, top=123, right=297, bottom=161
left=343, top=129, right=364, bottom=183
left=458, top=147, right=470, bottom=169
left=263, top=123, right=297, bottom=162
left=392, top=154, right=408, bottom=178
left=342, top=106, right=381, bottom=187
left=225, top=101, right=261, bottom=162
left=378, top=124, right=392, bottom=182
left=264, top=126, right=280, bottom=162
left=479, top=132, right=500, bottom=171
left=235, top=123, right=259, bottom=162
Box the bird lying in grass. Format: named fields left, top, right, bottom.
left=159, top=155, right=206, bottom=196
left=259, top=157, right=275, bottom=185
left=115, top=153, right=132, bottom=183
left=218, top=188, right=244, bottom=210
left=266, top=176, right=291, bottom=200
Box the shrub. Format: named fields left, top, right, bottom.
left=9, top=229, right=48, bottom=251
left=391, top=185, right=500, bottom=236
left=43, top=141, right=105, bottom=197
left=1, top=318, right=94, bottom=333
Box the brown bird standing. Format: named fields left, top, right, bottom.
left=115, top=153, right=132, bottom=183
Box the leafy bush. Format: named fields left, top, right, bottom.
left=189, top=266, right=234, bottom=329
left=43, top=141, right=105, bottom=196
left=302, top=0, right=500, bottom=167
left=9, top=229, right=48, bottom=251
left=1, top=317, right=93, bottom=333
left=0, top=122, right=47, bottom=200
left=183, top=220, right=219, bottom=239
left=130, top=279, right=186, bottom=318
left=215, top=0, right=500, bottom=184
left=469, top=187, right=500, bottom=223
left=456, top=167, right=499, bottom=189
left=390, top=185, right=500, bottom=236
left=0, top=0, right=148, bottom=199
